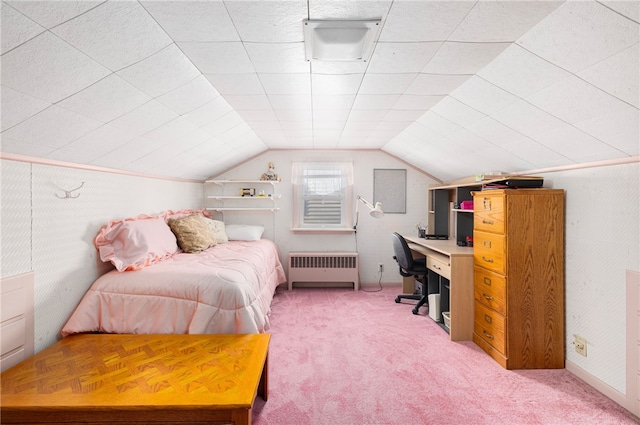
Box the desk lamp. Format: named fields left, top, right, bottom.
left=353, top=196, right=384, bottom=231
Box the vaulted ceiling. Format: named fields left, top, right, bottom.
left=1, top=1, right=638, bottom=181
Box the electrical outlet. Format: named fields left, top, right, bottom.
left=574, top=335, right=587, bottom=356
left=378, top=263, right=384, bottom=272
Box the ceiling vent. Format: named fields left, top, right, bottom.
left=303, top=19, right=381, bottom=62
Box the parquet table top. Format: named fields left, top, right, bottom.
left=1, top=333, right=270, bottom=424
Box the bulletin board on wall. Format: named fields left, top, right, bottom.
left=373, top=169, right=406, bottom=214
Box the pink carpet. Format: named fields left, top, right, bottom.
left=253, top=286, right=637, bottom=425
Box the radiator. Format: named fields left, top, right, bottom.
left=287, top=252, right=359, bottom=291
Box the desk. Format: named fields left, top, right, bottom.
left=403, top=236, right=475, bottom=341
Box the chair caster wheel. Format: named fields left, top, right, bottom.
left=412, top=308, right=419, bottom=315
left=395, top=296, right=401, bottom=303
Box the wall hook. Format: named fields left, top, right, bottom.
left=56, top=182, right=84, bottom=199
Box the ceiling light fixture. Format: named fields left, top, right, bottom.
left=303, top=19, right=381, bottom=62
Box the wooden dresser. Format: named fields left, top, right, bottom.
left=472, top=189, right=564, bottom=369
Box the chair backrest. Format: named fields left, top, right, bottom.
left=392, top=232, right=417, bottom=273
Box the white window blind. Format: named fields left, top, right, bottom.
left=292, top=162, right=353, bottom=229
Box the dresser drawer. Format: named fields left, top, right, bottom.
left=474, top=194, right=505, bottom=234
left=474, top=302, right=506, bottom=355
left=427, top=255, right=451, bottom=279
left=474, top=266, right=506, bottom=315
left=473, top=230, right=506, bottom=275
left=1, top=318, right=25, bottom=356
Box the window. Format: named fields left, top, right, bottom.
left=292, top=162, right=353, bottom=229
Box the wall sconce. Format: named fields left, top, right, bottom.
left=353, top=196, right=384, bottom=231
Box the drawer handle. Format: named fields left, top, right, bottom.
left=483, top=240, right=492, bottom=248
left=482, top=293, right=493, bottom=301
left=432, top=264, right=441, bottom=270
left=484, top=314, right=492, bottom=324
left=483, top=277, right=492, bottom=286
left=483, top=198, right=491, bottom=210
left=482, top=256, right=494, bottom=263
left=482, top=219, right=494, bottom=225
left=482, top=330, right=494, bottom=340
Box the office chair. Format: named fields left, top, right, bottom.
left=392, top=232, right=430, bottom=315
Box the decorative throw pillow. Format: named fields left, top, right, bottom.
left=202, top=218, right=229, bottom=244
left=95, top=217, right=178, bottom=272
left=225, top=224, right=265, bottom=241
left=167, top=214, right=216, bottom=253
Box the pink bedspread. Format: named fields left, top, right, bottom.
left=62, top=240, right=286, bottom=337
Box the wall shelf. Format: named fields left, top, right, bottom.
left=205, top=180, right=281, bottom=214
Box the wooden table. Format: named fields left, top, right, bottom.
left=1, top=333, right=270, bottom=425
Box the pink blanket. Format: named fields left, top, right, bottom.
left=62, top=239, right=286, bottom=337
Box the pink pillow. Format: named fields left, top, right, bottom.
left=95, top=217, right=178, bottom=272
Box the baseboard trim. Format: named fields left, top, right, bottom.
left=566, top=360, right=637, bottom=417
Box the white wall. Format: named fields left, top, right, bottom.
left=209, top=150, right=437, bottom=285
left=539, top=162, right=639, bottom=396
left=0, top=159, right=203, bottom=352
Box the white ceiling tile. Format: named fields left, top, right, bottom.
left=223, top=95, right=271, bottom=110
left=404, top=121, right=446, bottom=141
left=313, top=120, right=347, bottom=131
left=52, top=1, right=172, bottom=71
left=0, top=136, right=55, bottom=157
left=491, top=100, right=567, bottom=138
left=1, top=86, right=51, bottom=131
left=57, top=74, right=151, bottom=122
left=347, top=110, right=389, bottom=121
left=450, top=1, right=563, bottom=42
left=574, top=106, right=640, bottom=156
left=200, top=111, right=245, bottom=137
left=471, top=145, right=537, bottom=173
left=246, top=121, right=282, bottom=131
left=1, top=3, right=45, bottom=54
left=251, top=129, right=287, bottom=144
left=268, top=94, right=312, bottom=110
left=225, top=0, right=307, bottom=42
left=382, top=110, right=425, bottom=122
left=178, top=42, right=254, bottom=74
left=109, top=100, right=179, bottom=137
left=405, top=74, right=471, bottom=96
left=314, top=109, right=351, bottom=122
left=392, top=95, right=444, bottom=111
left=275, top=109, right=312, bottom=121
left=380, top=1, right=475, bottom=41
left=501, top=137, right=571, bottom=168
left=6, top=0, right=102, bottom=29
left=279, top=120, right=312, bottom=131
left=430, top=97, right=486, bottom=126
left=359, top=73, right=417, bottom=95
left=368, top=43, right=442, bottom=73
left=423, top=42, right=510, bottom=74
left=312, top=95, right=355, bottom=110
left=601, top=0, right=640, bottom=22
left=1, top=105, right=102, bottom=149
left=516, top=1, right=639, bottom=73
left=477, top=44, right=572, bottom=98
left=466, top=117, right=526, bottom=146
left=117, top=44, right=200, bottom=97
left=90, top=136, right=158, bottom=168
left=142, top=116, right=210, bottom=146
left=1, top=32, right=110, bottom=103
left=156, top=76, right=220, bottom=115
left=49, top=124, right=135, bottom=164
left=343, top=120, right=377, bottom=131
left=451, top=76, right=520, bottom=115
left=236, top=109, right=278, bottom=121
left=376, top=121, right=411, bottom=132
left=578, top=43, right=639, bottom=108
left=446, top=129, right=494, bottom=153
left=205, top=73, right=265, bottom=95
left=415, top=111, right=462, bottom=136
left=309, top=0, right=391, bottom=21
left=140, top=0, right=238, bottom=42
left=312, top=74, right=363, bottom=95
left=245, top=43, right=309, bottom=73
left=527, top=75, right=632, bottom=124
left=260, top=74, right=311, bottom=95
left=352, top=95, right=400, bottom=110
left=310, top=61, right=368, bottom=74
left=531, top=124, right=626, bottom=163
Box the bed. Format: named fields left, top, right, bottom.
left=61, top=209, right=286, bottom=337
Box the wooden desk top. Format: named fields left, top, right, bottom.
left=1, top=333, right=270, bottom=410
left=404, top=235, right=474, bottom=258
